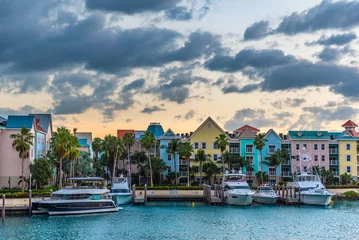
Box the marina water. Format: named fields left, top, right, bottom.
left=1, top=201, right=359, bottom=240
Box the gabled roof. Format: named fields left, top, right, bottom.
left=35, top=123, right=46, bottom=133
left=288, top=131, right=330, bottom=140
left=265, top=129, right=282, bottom=140
left=6, top=115, right=35, bottom=129
left=328, top=132, right=342, bottom=140
left=235, top=125, right=260, bottom=133
left=0, top=116, right=6, bottom=122
left=189, top=117, right=229, bottom=139
left=134, top=130, right=145, bottom=140
left=348, top=130, right=359, bottom=138
left=342, top=120, right=358, bottom=127
left=78, top=138, right=90, bottom=147
left=146, top=123, right=164, bottom=139
left=29, top=114, right=52, bottom=134
left=117, top=130, right=135, bottom=139
left=159, top=128, right=180, bottom=140
left=238, top=128, right=257, bottom=139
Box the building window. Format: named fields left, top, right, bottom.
left=268, top=145, right=276, bottom=153
left=296, top=155, right=300, bottom=161
left=314, top=144, right=318, bottom=150
left=167, top=167, right=172, bottom=173
left=212, top=143, right=218, bottom=149
left=346, top=144, right=351, bottom=150
left=168, top=143, right=172, bottom=149
left=296, top=144, right=300, bottom=150
left=314, top=155, right=318, bottom=161
left=208, top=122, right=212, bottom=128
left=346, top=155, right=351, bottom=162
left=194, top=142, right=199, bottom=149
left=201, top=142, right=207, bottom=149
left=213, top=154, right=218, bottom=161
left=346, top=166, right=351, bottom=173
left=321, top=155, right=325, bottom=161
left=246, top=145, right=253, bottom=153
left=168, top=155, right=172, bottom=161
left=303, top=166, right=307, bottom=172
left=321, top=144, right=325, bottom=150
left=303, top=144, right=307, bottom=150
left=194, top=154, right=197, bottom=160
left=245, top=156, right=253, bottom=165
left=296, top=166, right=300, bottom=174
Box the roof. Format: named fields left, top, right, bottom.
left=6, top=115, right=35, bottom=129
left=117, top=130, right=135, bottom=139
left=146, top=123, right=164, bottom=138
left=235, top=125, right=260, bottom=133
left=238, top=128, right=257, bottom=139
left=288, top=131, right=330, bottom=140
left=328, top=132, right=342, bottom=139
left=265, top=129, right=282, bottom=140
left=189, top=117, right=229, bottom=139
left=159, top=128, right=180, bottom=140
left=348, top=130, right=359, bottom=138
left=78, top=138, right=90, bottom=147
left=342, top=120, right=358, bottom=127
left=35, top=123, right=46, bottom=133
left=29, top=114, right=52, bottom=133
left=0, top=116, right=6, bottom=122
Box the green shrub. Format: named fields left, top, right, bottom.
left=343, top=191, right=359, bottom=197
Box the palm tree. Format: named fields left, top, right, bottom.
left=122, top=132, right=135, bottom=184
left=214, top=133, right=229, bottom=173
left=194, top=149, right=210, bottom=185
left=10, top=126, right=34, bottom=192
left=140, top=131, right=156, bottom=187
left=179, top=141, right=195, bottom=186
left=102, top=135, right=124, bottom=182
left=131, top=151, right=148, bottom=186
left=263, top=152, right=281, bottom=184
left=92, top=137, right=102, bottom=176
left=51, top=127, right=75, bottom=189
left=254, top=133, right=268, bottom=186
left=68, top=146, right=80, bottom=178
left=162, top=139, right=181, bottom=185
left=341, top=172, right=352, bottom=185
left=255, top=171, right=268, bottom=185
left=222, top=150, right=234, bottom=170
left=151, top=157, right=167, bottom=184
left=277, top=148, right=290, bottom=180
left=203, top=161, right=220, bottom=186
left=189, top=166, right=199, bottom=185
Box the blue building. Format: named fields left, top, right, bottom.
left=158, top=129, right=181, bottom=176
left=262, top=129, right=282, bottom=185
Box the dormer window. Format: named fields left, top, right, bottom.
left=317, top=132, right=322, bottom=137
left=297, top=132, right=302, bottom=137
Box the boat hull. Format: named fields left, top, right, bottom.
left=110, top=194, right=132, bottom=205
left=253, top=195, right=279, bottom=205
left=224, top=193, right=254, bottom=206
left=300, top=193, right=333, bottom=206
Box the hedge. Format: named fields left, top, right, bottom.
left=326, top=185, right=359, bottom=189
left=343, top=191, right=359, bottom=198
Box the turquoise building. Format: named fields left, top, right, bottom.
left=144, top=122, right=164, bottom=158
left=262, top=129, right=282, bottom=185
left=158, top=129, right=181, bottom=176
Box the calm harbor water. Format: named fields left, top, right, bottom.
left=1, top=201, right=359, bottom=240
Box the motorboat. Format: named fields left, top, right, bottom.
left=221, top=170, right=254, bottom=206
left=253, top=185, right=279, bottom=204
left=109, top=175, right=132, bottom=205
left=287, top=172, right=334, bottom=206
left=32, top=177, right=119, bottom=215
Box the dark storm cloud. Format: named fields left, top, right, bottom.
left=306, top=33, right=357, bottom=46
left=316, top=46, right=356, bottom=62
left=122, top=79, right=145, bottom=92
left=222, top=84, right=259, bottom=94
left=85, top=0, right=181, bottom=14
left=302, top=106, right=357, bottom=121
left=205, top=49, right=295, bottom=72
left=141, top=106, right=166, bottom=114
left=243, top=21, right=271, bottom=41
left=165, top=6, right=193, bottom=21
left=0, top=105, right=46, bottom=118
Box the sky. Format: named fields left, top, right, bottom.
left=1, top=0, right=359, bottom=138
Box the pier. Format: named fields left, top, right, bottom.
left=132, top=184, right=147, bottom=205
left=274, top=186, right=301, bottom=205
left=203, top=184, right=222, bottom=205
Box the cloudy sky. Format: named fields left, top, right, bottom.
left=1, top=0, right=359, bottom=137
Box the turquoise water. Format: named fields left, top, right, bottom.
left=1, top=201, right=359, bottom=240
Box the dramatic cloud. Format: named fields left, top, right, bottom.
left=316, top=46, right=356, bottom=62
left=205, top=49, right=295, bottom=72
left=303, top=106, right=357, bottom=121
left=306, top=33, right=357, bottom=46
left=86, top=0, right=181, bottom=14
left=184, top=110, right=196, bottom=120
left=165, top=6, right=193, bottom=21
left=243, top=21, right=271, bottom=41
left=122, top=79, right=145, bottom=92
left=222, top=84, right=259, bottom=94
left=224, top=108, right=276, bottom=131
left=141, top=106, right=166, bottom=114
left=0, top=105, right=47, bottom=118
left=271, top=98, right=306, bottom=109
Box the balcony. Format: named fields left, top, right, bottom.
left=329, top=149, right=338, bottom=154
left=332, top=171, right=339, bottom=176
left=179, top=160, right=188, bottom=165
left=282, top=160, right=291, bottom=165
left=269, top=171, right=276, bottom=176
left=282, top=171, right=291, bottom=177
left=179, top=172, right=187, bottom=177
left=329, top=160, right=338, bottom=165
left=357, top=160, right=359, bottom=166
left=246, top=171, right=253, bottom=176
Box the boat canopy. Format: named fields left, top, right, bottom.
left=68, top=177, right=104, bottom=181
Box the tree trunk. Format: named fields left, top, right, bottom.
left=148, top=151, right=153, bottom=187
left=200, top=162, right=202, bottom=185
left=187, top=158, right=190, bottom=187
left=21, top=158, right=24, bottom=192
left=174, top=153, right=177, bottom=185
left=112, top=147, right=119, bottom=183
left=59, top=156, right=63, bottom=189
left=128, top=147, right=131, bottom=186
left=222, top=151, right=225, bottom=173
left=260, top=150, right=263, bottom=186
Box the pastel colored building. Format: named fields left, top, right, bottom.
left=288, top=131, right=330, bottom=174
left=75, top=132, right=93, bottom=158
left=262, top=129, right=282, bottom=185
left=158, top=129, right=181, bottom=178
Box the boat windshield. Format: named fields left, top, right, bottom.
left=111, top=189, right=130, bottom=193
left=224, top=175, right=245, bottom=181
left=296, top=175, right=320, bottom=182
left=258, top=187, right=273, bottom=191
left=226, top=186, right=250, bottom=190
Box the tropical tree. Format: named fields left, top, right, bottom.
left=203, top=161, right=220, bottom=186
left=263, top=152, right=281, bottom=184
left=152, top=157, right=167, bottom=184
left=321, top=169, right=336, bottom=185
left=162, top=139, right=181, bottom=185
left=74, top=151, right=95, bottom=177
left=194, top=149, right=210, bottom=185
left=254, top=133, right=268, bottom=186
left=140, top=131, right=156, bottom=187
left=255, top=171, right=268, bottom=185
left=92, top=137, right=102, bottom=176
left=68, top=144, right=80, bottom=178
left=214, top=133, right=229, bottom=173
left=10, top=126, right=34, bottom=192
left=122, top=132, right=135, bottom=183
left=189, top=166, right=199, bottom=185
left=277, top=148, right=290, bottom=180
left=341, top=172, right=352, bottom=185
left=179, top=141, right=195, bottom=186
left=222, top=150, right=234, bottom=170
left=131, top=151, right=148, bottom=186
left=30, top=157, right=53, bottom=188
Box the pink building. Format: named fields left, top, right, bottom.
left=288, top=131, right=330, bottom=174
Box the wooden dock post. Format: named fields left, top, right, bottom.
left=2, top=195, right=5, bottom=221
left=289, top=187, right=293, bottom=198
left=281, top=186, right=285, bottom=198
left=50, top=189, right=53, bottom=199
left=29, top=190, right=32, bottom=213
left=131, top=184, right=136, bottom=205
left=144, top=184, right=147, bottom=205
left=285, top=187, right=288, bottom=205
left=293, top=187, right=296, bottom=198
left=298, top=188, right=301, bottom=205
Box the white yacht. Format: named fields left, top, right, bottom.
left=287, top=173, right=334, bottom=206
left=109, top=175, right=132, bottom=205
left=32, top=177, right=119, bottom=215
left=221, top=170, right=255, bottom=206
left=253, top=185, right=279, bottom=204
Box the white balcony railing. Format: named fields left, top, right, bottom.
left=180, top=172, right=187, bottom=177
left=282, top=171, right=291, bottom=176
left=329, top=149, right=338, bottom=154
left=269, top=171, right=276, bottom=176
left=332, top=171, right=339, bottom=176
left=179, top=160, right=188, bottom=165
left=330, top=160, right=338, bottom=165
left=282, top=161, right=291, bottom=165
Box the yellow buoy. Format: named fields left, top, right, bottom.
left=191, top=202, right=195, bottom=207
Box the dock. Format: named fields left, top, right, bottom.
left=274, top=186, right=301, bottom=205
left=203, top=184, right=222, bottom=205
